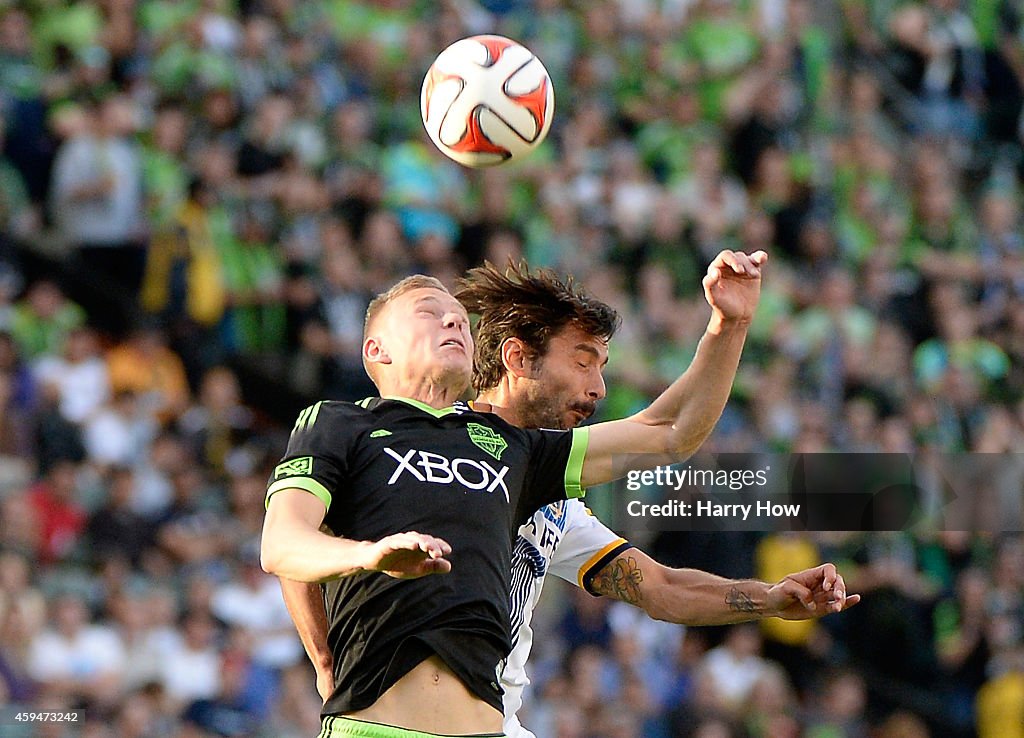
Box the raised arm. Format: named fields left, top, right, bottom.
left=581, top=250, right=767, bottom=488
left=590, top=548, right=860, bottom=625
left=261, top=488, right=452, bottom=582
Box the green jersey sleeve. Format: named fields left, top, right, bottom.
left=516, top=426, right=590, bottom=522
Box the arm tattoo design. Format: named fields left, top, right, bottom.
left=725, top=585, right=758, bottom=613
left=592, top=556, right=644, bottom=606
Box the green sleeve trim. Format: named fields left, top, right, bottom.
left=292, top=401, right=324, bottom=434
left=382, top=395, right=456, bottom=417
left=266, top=476, right=332, bottom=511
left=564, top=426, right=589, bottom=499
left=306, top=400, right=323, bottom=428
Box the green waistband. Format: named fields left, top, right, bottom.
left=319, top=716, right=505, bottom=738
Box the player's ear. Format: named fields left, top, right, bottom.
left=364, top=336, right=391, bottom=367
left=501, top=337, right=530, bottom=378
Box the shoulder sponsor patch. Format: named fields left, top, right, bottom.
left=275, top=456, right=313, bottom=478
left=467, top=422, right=508, bottom=461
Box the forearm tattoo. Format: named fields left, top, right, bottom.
left=592, top=556, right=644, bottom=605
left=725, top=585, right=758, bottom=613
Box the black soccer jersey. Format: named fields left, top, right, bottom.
left=265, top=396, right=588, bottom=717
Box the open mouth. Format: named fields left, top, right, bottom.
left=440, top=338, right=465, bottom=350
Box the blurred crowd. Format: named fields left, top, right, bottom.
left=516, top=529, right=1024, bottom=738
left=0, top=0, right=1023, bottom=736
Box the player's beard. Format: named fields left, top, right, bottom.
left=518, top=385, right=596, bottom=430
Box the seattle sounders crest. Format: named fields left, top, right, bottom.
left=467, top=423, right=508, bottom=461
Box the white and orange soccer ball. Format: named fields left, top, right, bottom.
left=420, top=35, right=554, bottom=168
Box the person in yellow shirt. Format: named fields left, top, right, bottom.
left=106, top=325, right=190, bottom=422
left=140, top=179, right=227, bottom=384
left=977, top=648, right=1024, bottom=738
left=140, top=179, right=225, bottom=328
left=756, top=532, right=824, bottom=689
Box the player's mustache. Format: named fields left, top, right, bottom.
left=569, top=401, right=596, bottom=419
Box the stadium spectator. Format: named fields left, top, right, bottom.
left=976, top=644, right=1024, bottom=738
left=0, top=369, right=33, bottom=459
left=210, top=543, right=303, bottom=670
left=745, top=666, right=801, bottom=738
left=181, top=645, right=265, bottom=737
left=33, top=324, right=111, bottom=425
left=699, top=624, right=771, bottom=713
left=84, top=390, right=156, bottom=469
left=49, top=95, right=146, bottom=292
left=804, top=669, right=870, bottom=737
left=0, top=116, right=37, bottom=249
left=27, top=593, right=126, bottom=706
left=9, top=280, right=85, bottom=360
left=142, top=102, right=190, bottom=230
left=21, top=459, right=87, bottom=564
left=105, top=325, right=191, bottom=422
left=219, top=210, right=287, bottom=355
left=755, top=533, right=824, bottom=690
left=131, top=429, right=189, bottom=518
left=0, top=1, right=1021, bottom=734
left=107, top=590, right=166, bottom=694
left=177, top=365, right=253, bottom=475
left=0, top=591, right=41, bottom=705
left=0, top=549, right=44, bottom=701
left=140, top=179, right=227, bottom=382
left=84, top=466, right=154, bottom=567
left=876, top=711, right=932, bottom=738
left=159, top=608, right=222, bottom=711
left=153, top=464, right=237, bottom=575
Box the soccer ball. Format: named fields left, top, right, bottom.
left=420, top=35, right=554, bottom=168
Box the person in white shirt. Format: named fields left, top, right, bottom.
left=211, top=544, right=304, bottom=669
left=33, top=325, right=110, bottom=425
left=84, top=391, right=156, bottom=468
left=158, top=608, right=221, bottom=708
left=49, top=96, right=145, bottom=292
left=699, top=623, right=770, bottom=709
left=27, top=593, right=126, bottom=703
left=278, top=259, right=858, bottom=737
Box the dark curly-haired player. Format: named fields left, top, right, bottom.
left=261, top=250, right=849, bottom=738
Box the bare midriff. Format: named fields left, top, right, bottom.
left=344, top=654, right=503, bottom=734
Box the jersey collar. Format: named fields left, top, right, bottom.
left=382, top=395, right=458, bottom=418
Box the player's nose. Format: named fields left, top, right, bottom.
left=588, top=371, right=606, bottom=401
left=442, top=311, right=467, bottom=331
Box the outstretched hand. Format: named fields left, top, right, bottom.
left=766, top=563, right=861, bottom=620
left=702, top=249, right=768, bottom=324
left=365, top=532, right=452, bottom=579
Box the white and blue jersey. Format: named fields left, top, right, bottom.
left=502, top=499, right=633, bottom=738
